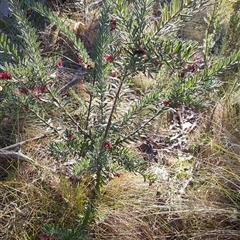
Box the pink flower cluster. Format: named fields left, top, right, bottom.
left=105, top=54, right=114, bottom=62
left=102, top=141, right=112, bottom=149
left=57, top=60, right=63, bottom=67
left=18, top=84, right=48, bottom=99
left=110, top=16, right=116, bottom=32
left=0, top=72, right=12, bottom=80
left=76, top=56, right=94, bottom=69
left=178, top=54, right=204, bottom=78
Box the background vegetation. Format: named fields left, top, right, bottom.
left=0, top=0, right=240, bottom=239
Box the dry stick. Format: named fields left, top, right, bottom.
left=0, top=150, right=54, bottom=173
left=117, top=107, right=168, bottom=145
left=103, top=72, right=128, bottom=139
left=0, top=134, right=51, bottom=166
left=0, top=150, right=34, bottom=164
left=56, top=70, right=91, bottom=137
left=205, top=104, right=217, bottom=132
left=57, top=70, right=86, bottom=96
left=0, top=133, right=50, bottom=151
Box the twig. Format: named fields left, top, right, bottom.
left=89, top=0, right=105, bottom=11
left=0, top=150, right=55, bottom=172
left=57, top=70, right=86, bottom=95
left=0, top=150, right=34, bottom=163
left=206, top=104, right=217, bottom=132
left=0, top=133, right=50, bottom=151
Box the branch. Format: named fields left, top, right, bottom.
left=0, top=150, right=33, bottom=163
left=0, top=133, right=50, bottom=151
left=57, top=70, right=86, bottom=95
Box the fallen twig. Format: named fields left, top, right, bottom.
left=0, top=133, right=50, bottom=151
left=0, top=149, right=55, bottom=173
left=0, top=150, right=33, bottom=163
left=57, top=70, right=85, bottom=95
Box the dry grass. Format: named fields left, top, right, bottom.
left=91, top=166, right=240, bottom=239
left=0, top=163, right=88, bottom=239
left=1, top=84, right=239, bottom=240
left=0, top=92, right=238, bottom=236
left=1, top=1, right=240, bottom=240
left=0, top=121, right=88, bottom=239
left=89, top=89, right=240, bottom=240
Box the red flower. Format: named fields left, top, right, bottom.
left=110, top=16, right=117, bottom=32
left=178, top=72, right=185, bottom=78
left=133, top=43, right=146, bottom=56
left=149, top=180, right=154, bottom=186
left=77, top=55, right=83, bottom=65
left=110, top=73, right=117, bottom=78
left=31, top=85, right=47, bottom=93
left=26, top=8, right=32, bottom=17
left=162, top=100, right=171, bottom=106
left=84, top=62, right=94, bottom=69
left=105, top=54, right=114, bottom=62
left=57, top=60, right=63, bottom=67
left=23, top=106, right=28, bottom=112
left=102, top=141, right=112, bottom=149
left=38, top=234, right=49, bottom=240
left=133, top=48, right=146, bottom=55
left=38, top=85, right=47, bottom=92
left=114, top=173, right=121, bottom=178
left=69, top=176, right=79, bottom=184
left=67, top=134, right=73, bottom=140
left=185, top=64, right=197, bottom=73
left=0, top=72, right=12, bottom=80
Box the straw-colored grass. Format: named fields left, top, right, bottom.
left=1, top=1, right=240, bottom=239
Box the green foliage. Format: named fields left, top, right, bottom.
left=1, top=0, right=240, bottom=238
left=29, top=1, right=90, bottom=63
left=0, top=32, right=23, bottom=65
left=222, top=1, right=240, bottom=56
left=41, top=224, right=90, bottom=240
left=155, top=0, right=209, bottom=35
left=203, top=0, right=224, bottom=57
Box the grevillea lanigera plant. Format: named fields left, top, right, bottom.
left=1, top=0, right=240, bottom=236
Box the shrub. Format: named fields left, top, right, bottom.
left=1, top=0, right=240, bottom=238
